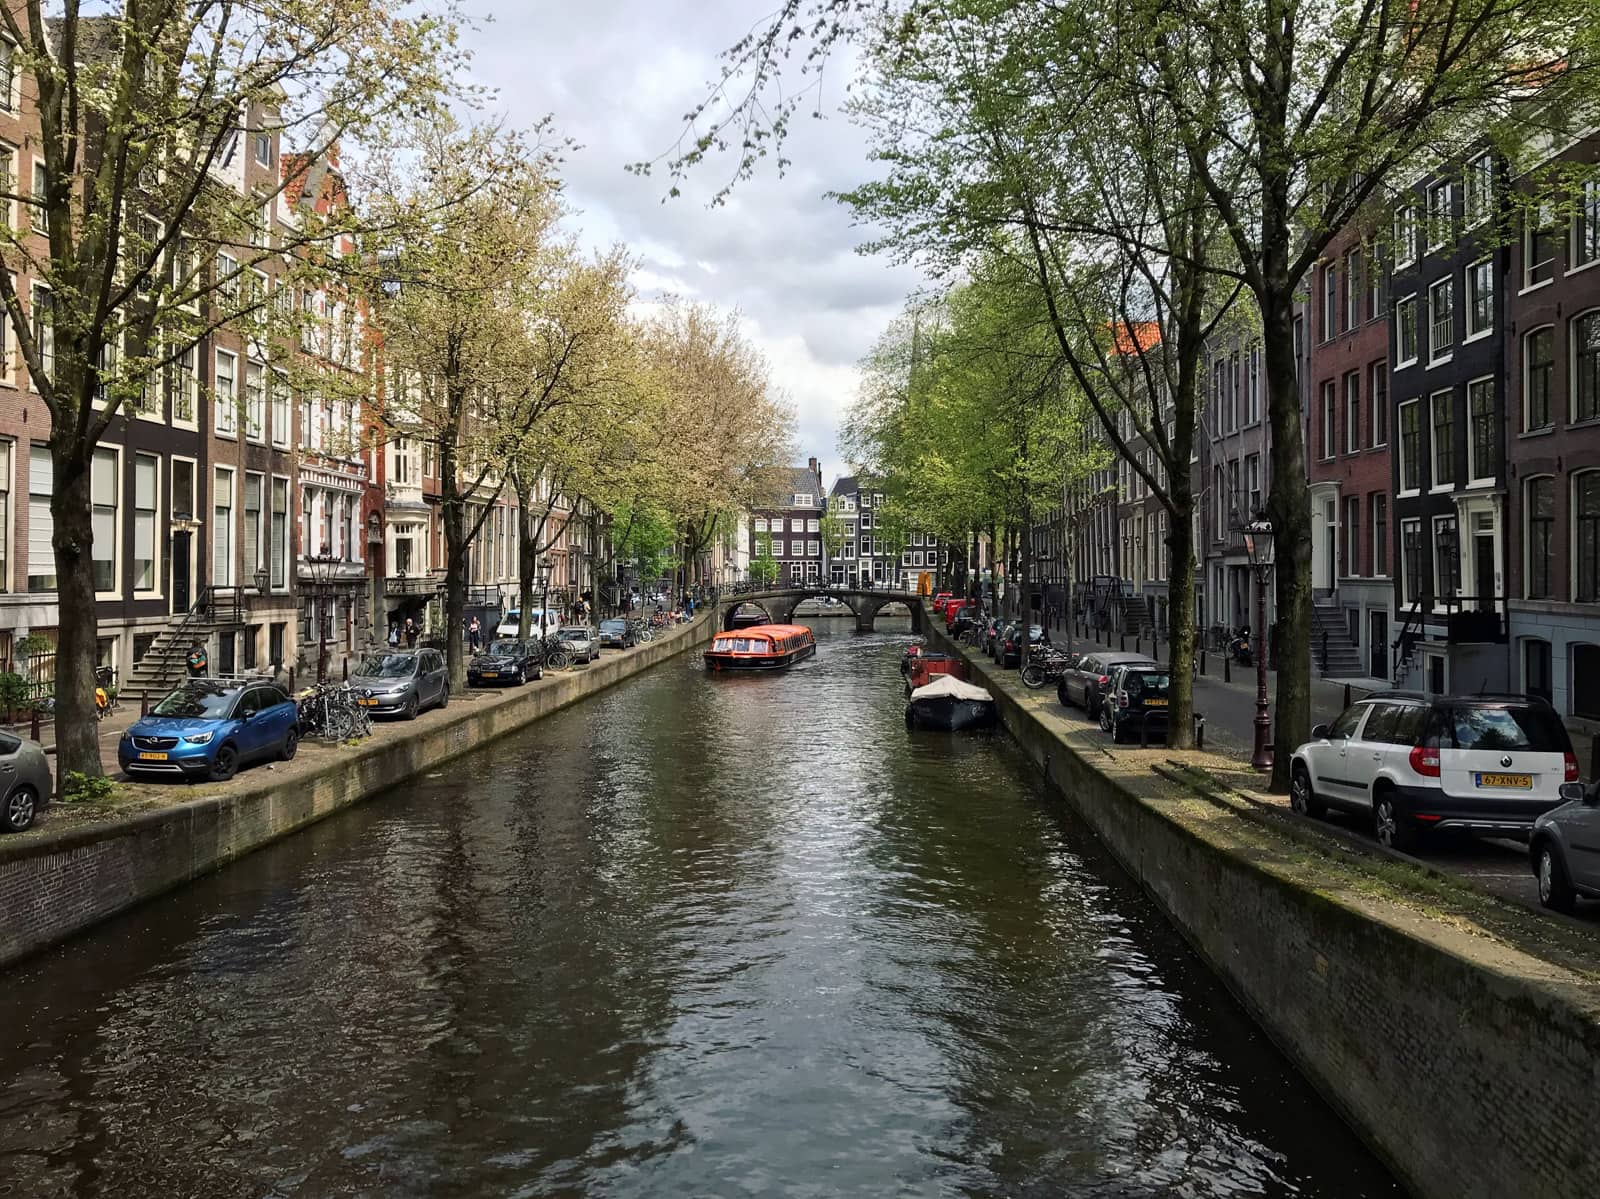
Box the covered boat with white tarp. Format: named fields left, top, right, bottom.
left=905, top=674, right=997, bottom=731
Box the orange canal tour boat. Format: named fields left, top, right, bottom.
left=704, top=624, right=818, bottom=672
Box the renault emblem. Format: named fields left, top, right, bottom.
left=1500, top=755, right=1513, bottom=768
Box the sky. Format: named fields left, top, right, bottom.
left=459, top=0, right=923, bottom=482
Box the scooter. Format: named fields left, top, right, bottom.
left=1227, top=628, right=1253, bottom=667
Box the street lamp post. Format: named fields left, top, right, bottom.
left=538, top=558, right=552, bottom=640
left=307, top=549, right=339, bottom=683
left=1242, top=516, right=1276, bottom=771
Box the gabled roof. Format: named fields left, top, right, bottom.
left=759, top=465, right=823, bottom=509
left=1111, top=321, right=1161, bottom=354
left=830, top=474, right=859, bottom=496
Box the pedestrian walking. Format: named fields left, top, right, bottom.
left=404, top=618, right=419, bottom=648
left=469, top=617, right=481, bottom=652
left=388, top=623, right=400, bottom=648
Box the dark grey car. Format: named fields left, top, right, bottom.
left=1057, top=652, right=1158, bottom=718
left=0, top=732, right=53, bottom=833
left=1530, top=782, right=1600, bottom=912
left=349, top=649, right=449, bottom=720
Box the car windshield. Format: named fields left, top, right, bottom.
left=1124, top=672, right=1171, bottom=697
left=152, top=684, right=236, bottom=718
left=1450, top=706, right=1571, bottom=752
left=600, top=620, right=625, bottom=632
left=357, top=654, right=417, bottom=678
left=487, top=641, right=524, bottom=657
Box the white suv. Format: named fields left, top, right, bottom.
left=1289, top=691, right=1578, bottom=851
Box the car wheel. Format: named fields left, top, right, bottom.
left=1099, top=707, right=1115, bottom=738
left=1057, top=681, right=1072, bottom=708
left=1535, top=841, right=1578, bottom=913
left=402, top=693, right=419, bottom=721
left=1289, top=765, right=1326, bottom=819
left=1, top=784, right=37, bottom=833
left=281, top=728, right=299, bottom=762
left=1373, top=787, right=1417, bottom=852
left=210, top=745, right=239, bottom=782
left=438, top=686, right=449, bottom=711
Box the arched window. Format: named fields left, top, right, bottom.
left=1525, top=325, right=1554, bottom=430
left=1574, top=309, right=1600, bottom=423
left=1575, top=471, right=1600, bottom=602
left=1525, top=475, right=1555, bottom=599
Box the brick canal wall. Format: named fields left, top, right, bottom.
left=923, top=617, right=1600, bottom=1199
left=0, top=617, right=717, bottom=970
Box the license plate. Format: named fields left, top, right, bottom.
left=138, top=751, right=168, bottom=761
left=1143, top=698, right=1168, bottom=706
left=357, top=698, right=377, bottom=707
left=1475, top=772, right=1532, bottom=789
left=482, top=671, right=498, bottom=678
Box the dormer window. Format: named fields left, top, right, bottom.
left=254, top=132, right=272, bottom=166
left=792, top=492, right=812, bottom=506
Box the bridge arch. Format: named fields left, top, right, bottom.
left=713, top=588, right=924, bottom=634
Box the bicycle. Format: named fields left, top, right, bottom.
left=297, top=682, right=373, bottom=741
left=537, top=635, right=571, bottom=671
left=95, top=665, right=119, bottom=721
left=1020, top=647, right=1078, bottom=690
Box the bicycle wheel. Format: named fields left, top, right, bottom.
left=546, top=649, right=570, bottom=670
left=1021, top=663, right=1047, bottom=689
left=327, top=705, right=356, bottom=740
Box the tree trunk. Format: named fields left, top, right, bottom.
left=439, top=442, right=467, bottom=695
left=1020, top=497, right=1034, bottom=670
left=49, top=446, right=101, bottom=778
left=1166, top=492, right=1197, bottom=750
left=1262, top=286, right=1310, bottom=791
left=515, top=475, right=536, bottom=639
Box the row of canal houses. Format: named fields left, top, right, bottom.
left=1059, top=107, right=1600, bottom=731
left=0, top=29, right=603, bottom=692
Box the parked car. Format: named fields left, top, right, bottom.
left=467, top=639, right=543, bottom=687
left=943, top=601, right=969, bottom=630
left=0, top=732, right=53, bottom=831
left=119, top=679, right=299, bottom=782
left=497, top=607, right=560, bottom=639
left=557, top=626, right=600, bottom=664
left=931, top=592, right=955, bottom=614
left=998, top=622, right=1046, bottom=668
left=349, top=649, right=450, bottom=719
left=597, top=618, right=636, bottom=649
left=950, top=606, right=983, bottom=639
left=1099, top=664, right=1171, bottom=744
left=1530, top=782, right=1600, bottom=912
left=1057, top=652, right=1158, bottom=718
left=1289, top=691, right=1578, bottom=851
left=979, top=617, right=1004, bottom=656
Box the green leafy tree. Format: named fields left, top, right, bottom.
left=750, top=530, right=780, bottom=586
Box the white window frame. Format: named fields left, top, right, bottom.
left=1464, top=258, right=1494, bottom=343
left=1429, top=389, right=1454, bottom=493
left=1395, top=294, right=1418, bottom=367
left=1432, top=513, right=1460, bottom=601
left=1427, top=276, right=1454, bottom=365
left=132, top=452, right=161, bottom=596
left=1344, top=371, right=1360, bottom=455
left=1467, top=375, right=1498, bottom=486
left=1394, top=205, right=1418, bottom=269
left=244, top=359, right=266, bottom=443
left=1573, top=178, right=1600, bottom=275
left=1400, top=517, right=1423, bottom=605
left=91, top=445, right=121, bottom=600
left=212, top=465, right=235, bottom=586
left=213, top=348, right=238, bottom=437
left=1525, top=323, right=1556, bottom=432
left=1524, top=201, right=1557, bottom=293
left=1398, top=398, right=1422, bottom=496
left=1464, top=153, right=1493, bottom=229
left=1426, top=180, right=1452, bottom=252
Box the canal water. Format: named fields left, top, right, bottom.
left=0, top=620, right=1399, bottom=1198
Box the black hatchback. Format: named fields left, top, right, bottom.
left=1057, top=651, right=1158, bottom=718
left=467, top=638, right=543, bottom=687
left=1099, top=664, right=1171, bottom=743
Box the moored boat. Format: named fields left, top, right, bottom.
left=704, top=623, right=818, bottom=672
left=905, top=675, right=997, bottom=731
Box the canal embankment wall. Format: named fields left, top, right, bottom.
left=0, top=616, right=717, bottom=970
left=923, top=617, right=1600, bottom=1199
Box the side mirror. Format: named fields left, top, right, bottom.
left=1311, top=723, right=1331, bottom=739
left=1560, top=781, right=1587, bottom=803
left=241, top=708, right=257, bottom=721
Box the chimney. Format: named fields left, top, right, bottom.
left=808, top=456, right=818, bottom=474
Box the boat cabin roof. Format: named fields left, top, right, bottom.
left=723, top=623, right=812, bottom=640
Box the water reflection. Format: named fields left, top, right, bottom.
left=0, top=619, right=1397, bottom=1197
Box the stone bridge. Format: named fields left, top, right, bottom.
left=715, top=587, right=924, bottom=634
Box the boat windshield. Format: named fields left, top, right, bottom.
left=712, top=637, right=763, bottom=652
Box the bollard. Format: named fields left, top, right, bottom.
left=1343, top=683, right=1352, bottom=709
left=30, top=703, right=40, bottom=742
left=1200, top=649, right=1207, bottom=676
left=343, top=659, right=349, bottom=682
left=1224, top=655, right=1231, bottom=684
left=1591, top=735, right=1600, bottom=786
left=1194, top=712, right=1205, bottom=750
left=1321, top=630, right=1329, bottom=674
left=288, top=667, right=296, bottom=694
left=141, top=690, right=149, bottom=717
left=1119, top=630, right=1126, bottom=651
left=1139, top=712, right=1149, bottom=748
left=1135, top=634, right=1142, bottom=656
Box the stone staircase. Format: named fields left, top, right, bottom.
left=1310, top=598, right=1365, bottom=679
left=1115, top=595, right=1154, bottom=639
left=123, top=588, right=247, bottom=703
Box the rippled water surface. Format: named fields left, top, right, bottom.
left=0, top=620, right=1400, bottom=1197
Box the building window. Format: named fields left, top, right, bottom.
left=792, top=492, right=812, bottom=507
left=171, top=343, right=197, bottom=424
left=1464, top=153, right=1493, bottom=227
left=31, top=158, right=47, bottom=236
left=1526, top=475, right=1554, bottom=599
left=1574, top=312, right=1600, bottom=423
left=243, top=473, right=263, bottom=577
left=1576, top=472, right=1600, bottom=602
left=244, top=361, right=265, bottom=441
left=1526, top=201, right=1556, bottom=288
left=0, top=445, right=10, bottom=592
left=271, top=368, right=289, bottom=447
left=1466, top=258, right=1494, bottom=339
left=1430, top=390, right=1454, bottom=487
left=1245, top=453, right=1261, bottom=517
left=1344, top=496, right=1360, bottom=576
left=27, top=446, right=52, bottom=592
left=753, top=517, right=767, bottom=533
left=808, top=518, right=820, bottom=533
left=1401, top=518, right=1424, bottom=605
left=1370, top=361, right=1388, bottom=446
left=1367, top=245, right=1387, bottom=319
left=1247, top=345, right=1261, bottom=423
left=1344, top=371, right=1360, bottom=454
left=1399, top=399, right=1421, bottom=492
left=1321, top=263, right=1337, bottom=340
left=0, top=40, right=13, bottom=112
left=172, top=458, right=194, bottom=521
left=215, top=251, right=238, bottom=304
left=1394, top=205, right=1418, bottom=268
left=1468, top=378, right=1498, bottom=482
left=30, top=284, right=52, bottom=382
left=1395, top=294, right=1418, bottom=365
left=1520, top=325, right=1554, bottom=431
left=790, top=518, right=803, bottom=533
left=214, top=349, right=237, bottom=436
left=91, top=449, right=117, bottom=592
left=1522, top=639, right=1553, bottom=705
left=1371, top=493, right=1388, bottom=576
left=133, top=454, right=157, bottom=591
left=1428, top=277, right=1453, bottom=362
left=1433, top=515, right=1460, bottom=599
left=1320, top=381, right=1336, bottom=459
left=1344, top=248, right=1361, bottom=330
left=213, top=467, right=235, bottom=587
left=1426, top=180, right=1452, bottom=250
left=1575, top=179, right=1600, bottom=270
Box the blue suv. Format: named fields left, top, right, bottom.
left=119, top=679, right=299, bottom=782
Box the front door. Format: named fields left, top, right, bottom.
left=1325, top=499, right=1337, bottom=589
left=171, top=532, right=192, bottom=615
left=1369, top=610, right=1388, bottom=680
left=1475, top=532, right=1495, bottom=610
